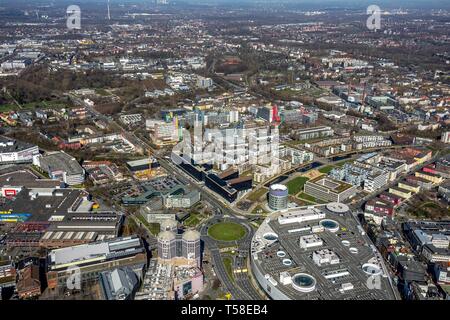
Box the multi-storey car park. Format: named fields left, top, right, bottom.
left=250, top=203, right=397, bottom=300
left=33, top=151, right=86, bottom=186
left=0, top=137, right=39, bottom=164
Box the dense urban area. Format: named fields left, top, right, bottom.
left=0, top=0, right=449, bottom=301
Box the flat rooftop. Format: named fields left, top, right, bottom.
left=296, top=126, right=332, bottom=133
left=39, top=151, right=84, bottom=176
left=0, top=169, right=61, bottom=189
left=309, top=176, right=353, bottom=193
left=126, top=158, right=156, bottom=168
left=0, top=188, right=87, bottom=221
left=48, top=236, right=143, bottom=269
left=0, top=136, right=36, bottom=153
left=251, top=203, right=396, bottom=300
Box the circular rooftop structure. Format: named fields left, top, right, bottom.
left=362, top=263, right=382, bottom=276
left=263, top=232, right=278, bottom=241
left=320, top=219, right=340, bottom=232
left=277, top=250, right=286, bottom=258
left=158, top=230, right=176, bottom=242
left=326, top=202, right=349, bottom=214
left=292, top=273, right=316, bottom=293
left=341, top=240, right=350, bottom=247
left=269, top=184, right=288, bottom=194
left=182, top=229, right=201, bottom=242
left=349, top=247, right=359, bottom=254
left=282, top=258, right=292, bottom=266
left=160, top=219, right=178, bottom=232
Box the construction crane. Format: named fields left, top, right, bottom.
left=145, top=149, right=153, bottom=179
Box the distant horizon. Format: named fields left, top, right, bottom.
left=3, top=0, right=450, bottom=9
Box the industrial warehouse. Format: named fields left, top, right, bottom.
left=0, top=166, right=123, bottom=258
left=250, top=203, right=397, bottom=300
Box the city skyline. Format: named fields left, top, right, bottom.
left=0, top=0, right=448, bottom=306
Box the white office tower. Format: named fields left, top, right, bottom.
left=157, top=231, right=177, bottom=260
left=182, top=230, right=201, bottom=265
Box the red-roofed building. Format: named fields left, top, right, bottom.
left=365, top=198, right=394, bottom=216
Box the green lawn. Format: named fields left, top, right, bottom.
left=136, top=214, right=160, bottom=236
left=95, top=88, right=110, bottom=96
left=318, top=165, right=335, bottom=174
left=30, top=165, right=50, bottom=178
left=222, top=256, right=234, bottom=282
left=335, top=159, right=353, bottom=167
left=247, top=188, right=268, bottom=202
left=184, top=214, right=202, bottom=227
left=148, top=223, right=161, bottom=235
left=286, top=176, right=309, bottom=195
left=0, top=104, right=18, bottom=112
left=420, top=202, right=440, bottom=209
left=208, top=222, right=246, bottom=241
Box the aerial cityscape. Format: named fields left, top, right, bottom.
left=0, top=0, right=449, bottom=303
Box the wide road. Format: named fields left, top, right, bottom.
left=200, top=218, right=257, bottom=300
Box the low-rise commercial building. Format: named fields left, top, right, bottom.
left=46, top=236, right=147, bottom=290
left=304, top=176, right=357, bottom=203
left=250, top=202, right=396, bottom=300
left=293, top=126, right=334, bottom=140
left=389, top=187, right=413, bottom=200
left=0, top=137, right=39, bottom=164
left=135, top=259, right=204, bottom=300
left=415, top=170, right=444, bottom=185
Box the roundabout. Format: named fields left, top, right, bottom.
left=207, top=221, right=247, bottom=241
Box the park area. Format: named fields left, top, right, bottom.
left=318, top=165, right=335, bottom=174
left=286, top=176, right=309, bottom=195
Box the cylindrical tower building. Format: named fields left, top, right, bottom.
left=181, top=230, right=201, bottom=265
left=268, top=184, right=288, bottom=210
left=157, top=231, right=177, bottom=260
